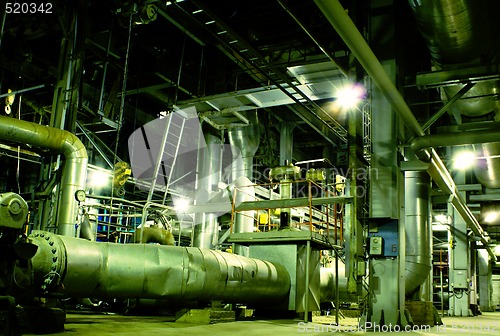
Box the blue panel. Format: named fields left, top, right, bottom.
left=368, top=218, right=398, bottom=257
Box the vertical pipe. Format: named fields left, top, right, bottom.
left=0, top=116, right=87, bottom=237
left=193, top=133, right=222, bottom=249
left=228, top=111, right=260, bottom=181
left=231, top=176, right=255, bottom=256
left=405, top=170, right=432, bottom=297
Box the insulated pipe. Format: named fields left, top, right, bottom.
left=407, top=0, right=500, bottom=188
left=0, top=115, right=87, bottom=237
left=405, top=171, right=432, bottom=297
left=193, top=133, right=222, bottom=249
left=29, top=231, right=290, bottom=303
left=228, top=111, right=260, bottom=181
left=407, top=0, right=500, bottom=118
left=320, top=265, right=358, bottom=302
left=314, top=0, right=496, bottom=261
left=410, top=129, right=500, bottom=156
left=411, top=130, right=500, bottom=189
left=133, top=226, right=175, bottom=245
left=231, top=176, right=255, bottom=257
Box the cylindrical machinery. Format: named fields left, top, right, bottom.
left=29, top=231, right=290, bottom=303
left=269, top=163, right=301, bottom=230
left=0, top=192, right=29, bottom=230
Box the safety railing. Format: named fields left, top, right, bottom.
left=229, top=179, right=348, bottom=245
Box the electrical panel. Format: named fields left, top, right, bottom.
left=453, top=270, right=468, bottom=289
left=369, top=236, right=383, bottom=256
left=368, top=218, right=398, bottom=257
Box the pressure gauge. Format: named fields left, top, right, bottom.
left=75, top=190, right=86, bottom=203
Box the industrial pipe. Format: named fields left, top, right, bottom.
left=133, top=226, right=175, bottom=245
left=405, top=171, right=432, bottom=297
left=228, top=111, right=260, bottom=181
left=314, top=0, right=496, bottom=261
left=410, top=129, right=500, bottom=156
left=193, top=133, right=222, bottom=249
left=231, top=176, right=255, bottom=257
left=407, top=0, right=500, bottom=190
left=320, top=265, right=357, bottom=302
left=0, top=115, right=87, bottom=237
left=29, top=231, right=290, bottom=303
left=410, top=129, right=500, bottom=188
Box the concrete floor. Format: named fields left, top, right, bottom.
left=29, top=311, right=500, bottom=336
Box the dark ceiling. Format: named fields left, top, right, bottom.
left=4, top=0, right=500, bottom=244
left=1, top=0, right=421, bottom=163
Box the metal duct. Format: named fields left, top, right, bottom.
left=29, top=231, right=290, bottom=303
left=314, top=0, right=495, bottom=261
left=193, top=133, right=222, bottom=249
left=411, top=129, right=500, bottom=187
left=0, top=115, right=87, bottom=237
left=228, top=111, right=260, bottom=181
left=319, top=264, right=357, bottom=302
left=231, top=176, right=255, bottom=257
left=405, top=171, right=432, bottom=297
left=407, top=0, right=495, bottom=66
left=79, top=212, right=94, bottom=241
left=408, top=0, right=500, bottom=189
left=473, top=144, right=500, bottom=189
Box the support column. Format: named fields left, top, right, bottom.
left=448, top=172, right=472, bottom=316
left=363, top=58, right=408, bottom=327
left=478, top=249, right=493, bottom=312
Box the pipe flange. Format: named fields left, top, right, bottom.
left=30, top=230, right=64, bottom=294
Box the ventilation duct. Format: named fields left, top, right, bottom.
left=408, top=0, right=500, bottom=189
left=405, top=171, right=432, bottom=297
left=193, top=133, right=223, bottom=249
left=228, top=111, right=260, bottom=181
left=0, top=115, right=87, bottom=237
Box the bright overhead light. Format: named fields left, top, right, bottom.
left=88, top=170, right=110, bottom=188
left=174, top=198, right=190, bottom=213
left=334, top=83, right=366, bottom=111
left=453, top=150, right=476, bottom=170
left=484, top=211, right=498, bottom=224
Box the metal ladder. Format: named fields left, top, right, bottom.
left=146, top=112, right=186, bottom=204
left=170, top=0, right=347, bottom=143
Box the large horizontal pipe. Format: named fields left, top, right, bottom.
left=30, top=231, right=290, bottom=303
left=411, top=129, right=500, bottom=156
left=314, top=0, right=496, bottom=261
left=0, top=115, right=87, bottom=237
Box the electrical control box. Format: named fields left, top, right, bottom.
left=369, top=236, right=383, bottom=256
left=453, top=270, right=468, bottom=289
left=368, top=218, right=398, bottom=257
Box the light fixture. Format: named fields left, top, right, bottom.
left=484, top=211, right=498, bottom=224
left=174, top=197, right=190, bottom=213
left=88, top=170, right=110, bottom=188
left=334, top=83, right=366, bottom=111
left=452, top=150, right=476, bottom=170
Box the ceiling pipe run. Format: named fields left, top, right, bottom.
left=411, top=130, right=500, bottom=154
left=0, top=115, right=87, bottom=237
left=411, top=129, right=500, bottom=189
left=313, top=0, right=496, bottom=260
left=408, top=0, right=500, bottom=190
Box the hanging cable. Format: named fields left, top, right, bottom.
left=108, top=9, right=136, bottom=239
left=16, top=95, right=22, bottom=194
